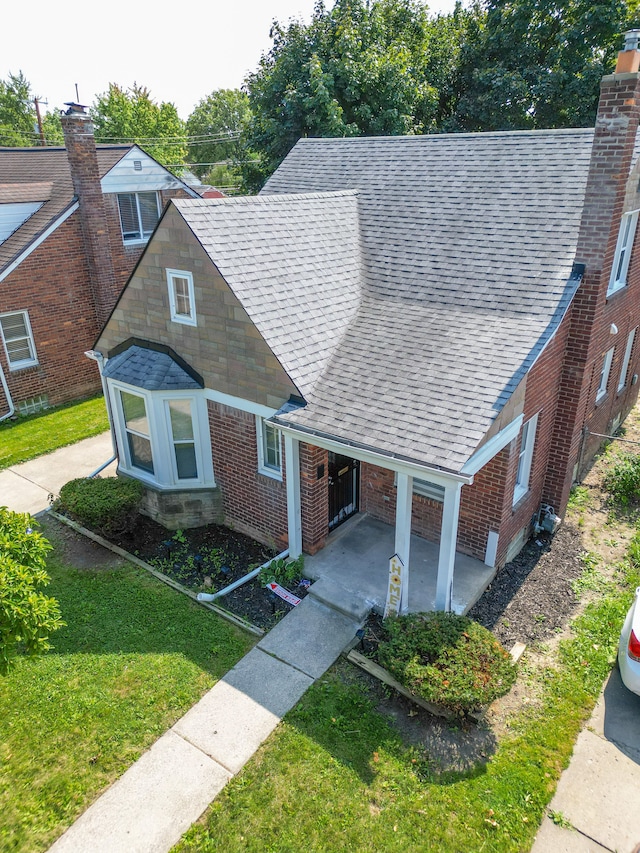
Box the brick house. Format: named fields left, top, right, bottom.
left=93, top=37, right=640, bottom=612
left=0, top=105, right=198, bottom=418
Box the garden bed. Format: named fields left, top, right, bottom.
left=60, top=511, right=310, bottom=632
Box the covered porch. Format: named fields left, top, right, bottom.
left=303, top=514, right=497, bottom=616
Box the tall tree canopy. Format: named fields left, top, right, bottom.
left=0, top=71, right=63, bottom=146
left=90, top=84, right=187, bottom=169
left=186, top=88, right=251, bottom=179
left=242, top=0, right=478, bottom=190
left=449, top=0, right=638, bottom=131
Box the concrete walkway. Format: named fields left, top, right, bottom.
left=48, top=596, right=362, bottom=853
left=531, top=666, right=640, bottom=852
left=0, top=431, right=117, bottom=515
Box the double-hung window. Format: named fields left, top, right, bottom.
left=608, top=210, right=639, bottom=296
left=0, top=310, right=37, bottom=370
left=120, top=390, right=154, bottom=474
left=618, top=328, right=636, bottom=392
left=167, top=399, right=198, bottom=480
left=117, top=191, right=160, bottom=243
left=167, top=269, right=196, bottom=326
left=257, top=417, right=282, bottom=479
left=597, top=347, right=615, bottom=402
left=513, top=413, right=538, bottom=506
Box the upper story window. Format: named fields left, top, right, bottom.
left=256, top=417, right=282, bottom=479
left=0, top=310, right=38, bottom=370
left=596, top=347, right=615, bottom=402
left=513, top=413, right=538, bottom=506
left=117, top=191, right=160, bottom=244
left=167, top=269, right=197, bottom=326
left=608, top=210, right=640, bottom=296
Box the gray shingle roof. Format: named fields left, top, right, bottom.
left=174, top=191, right=363, bottom=398
left=0, top=145, right=130, bottom=274
left=103, top=344, right=202, bottom=391
left=258, top=130, right=594, bottom=472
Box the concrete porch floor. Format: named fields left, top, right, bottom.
left=304, top=514, right=496, bottom=616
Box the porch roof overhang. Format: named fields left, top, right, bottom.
left=270, top=418, right=473, bottom=487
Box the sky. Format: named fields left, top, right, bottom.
left=3, top=0, right=458, bottom=121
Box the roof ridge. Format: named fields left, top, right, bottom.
left=175, top=189, right=359, bottom=207
left=294, top=128, right=595, bottom=143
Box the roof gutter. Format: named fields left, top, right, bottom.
left=271, top=419, right=473, bottom=486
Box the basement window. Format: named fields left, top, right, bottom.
left=0, top=310, right=38, bottom=370
left=117, top=191, right=160, bottom=244
left=608, top=210, right=639, bottom=296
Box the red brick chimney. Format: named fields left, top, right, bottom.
left=544, top=30, right=640, bottom=513
left=60, top=104, right=117, bottom=327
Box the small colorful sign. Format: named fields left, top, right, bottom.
left=267, top=581, right=301, bottom=606
left=384, top=553, right=405, bottom=618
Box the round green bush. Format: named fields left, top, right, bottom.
left=602, top=453, right=640, bottom=506
left=57, top=476, right=144, bottom=537
left=377, top=612, right=517, bottom=715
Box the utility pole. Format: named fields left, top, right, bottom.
left=34, top=98, right=46, bottom=146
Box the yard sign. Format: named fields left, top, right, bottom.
left=384, top=553, right=405, bottom=618
left=266, top=581, right=301, bottom=606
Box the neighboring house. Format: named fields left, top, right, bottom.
left=93, top=38, right=640, bottom=611
left=0, top=104, right=198, bottom=418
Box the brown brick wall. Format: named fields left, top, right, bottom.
left=0, top=215, right=102, bottom=407
left=300, top=443, right=329, bottom=553
left=208, top=400, right=288, bottom=551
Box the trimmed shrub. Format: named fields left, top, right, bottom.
left=377, top=612, right=517, bottom=715
left=57, top=476, right=144, bottom=537
left=0, top=508, right=64, bottom=674
left=602, top=453, right=640, bottom=505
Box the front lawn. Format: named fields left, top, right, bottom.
left=0, top=518, right=254, bottom=853
left=0, top=395, right=109, bottom=470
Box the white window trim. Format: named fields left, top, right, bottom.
left=166, top=268, right=197, bottom=326
left=596, top=347, right=615, bottom=402
left=256, top=416, right=283, bottom=480
left=513, top=412, right=538, bottom=506
left=618, top=328, right=636, bottom=392
left=0, top=310, right=38, bottom=370
left=108, top=380, right=214, bottom=489
left=394, top=472, right=444, bottom=502
left=608, top=209, right=639, bottom=296
left=117, top=191, right=160, bottom=245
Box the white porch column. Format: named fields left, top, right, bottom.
left=284, top=432, right=302, bottom=558
left=435, top=481, right=463, bottom=612
left=395, top=472, right=413, bottom=613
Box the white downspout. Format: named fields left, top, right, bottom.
left=84, top=349, right=118, bottom=476
left=0, top=360, right=15, bottom=423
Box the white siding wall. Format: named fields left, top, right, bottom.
left=101, top=148, right=192, bottom=194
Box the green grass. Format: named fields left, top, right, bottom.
left=0, top=396, right=109, bottom=470
left=0, top=532, right=254, bottom=853
left=173, top=549, right=640, bottom=852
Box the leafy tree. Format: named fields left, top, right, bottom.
left=449, top=0, right=638, bottom=131
left=0, top=508, right=64, bottom=675
left=91, top=84, right=187, bottom=170
left=0, top=71, right=63, bottom=147
left=242, top=0, right=477, bottom=190
left=186, top=88, right=251, bottom=182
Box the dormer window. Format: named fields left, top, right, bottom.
left=167, top=269, right=197, bottom=326
left=117, top=191, right=160, bottom=244
left=608, top=210, right=639, bottom=296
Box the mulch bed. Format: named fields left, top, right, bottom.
left=107, top=514, right=308, bottom=631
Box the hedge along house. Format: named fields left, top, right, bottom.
left=0, top=105, right=197, bottom=418
left=93, top=35, right=640, bottom=613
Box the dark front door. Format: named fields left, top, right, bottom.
left=328, top=452, right=359, bottom=531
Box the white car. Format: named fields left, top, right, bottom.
left=618, top=586, right=640, bottom=696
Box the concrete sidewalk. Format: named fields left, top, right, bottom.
left=531, top=667, right=640, bottom=852
left=48, top=597, right=362, bottom=853
left=0, top=431, right=116, bottom=515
